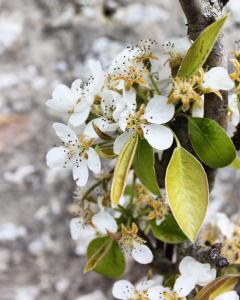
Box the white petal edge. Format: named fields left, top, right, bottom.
left=147, top=285, right=170, bottom=300
left=113, top=131, right=134, bottom=155
left=214, top=291, right=239, bottom=300
left=76, top=159, right=89, bottom=187
left=173, top=275, right=197, bottom=297
left=53, top=122, right=78, bottom=144
left=87, top=148, right=101, bottom=174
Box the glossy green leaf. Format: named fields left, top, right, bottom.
left=86, top=237, right=125, bottom=278
left=111, top=134, right=138, bottom=206
left=188, top=117, right=236, bottom=168
left=178, top=16, right=228, bottom=79
left=195, top=274, right=239, bottom=300
left=165, top=146, right=209, bottom=242
left=151, top=214, right=187, bottom=244
left=133, top=138, right=161, bottom=195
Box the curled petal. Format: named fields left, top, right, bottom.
left=87, top=148, right=101, bottom=174
left=46, top=98, right=72, bottom=113
left=144, top=95, right=175, bottom=125
left=136, top=280, right=155, bottom=293
left=112, top=280, right=135, bottom=300
left=52, top=84, right=75, bottom=103
left=69, top=104, right=91, bottom=127
left=142, top=124, right=173, bottom=150
left=70, top=217, right=87, bottom=240
left=131, top=241, right=153, bottom=264
left=192, top=99, right=204, bottom=118
left=46, top=146, right=68, bottom=169
left=92, top=211, right=118, bottom=234
left=203, top=67, right=234, bottom=91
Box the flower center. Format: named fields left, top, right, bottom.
left=126, top=104, right=146, bottom=136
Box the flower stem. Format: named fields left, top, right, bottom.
left=149, top=74, right=161, bottom=95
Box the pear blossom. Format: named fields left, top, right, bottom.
left=119, top=224, right=153, bottom=264
left=46, top=123, right=101, bottom=187
left=214, top=291, right=239, bottom=300
left=173, top=256, right=216, bottom=297
left=229, top=93, right=240, bottom=126
left=114, top=95, right=174, bottom=154
left=212, top=212, right=234, bottom=239
left=161, top=36, right=192, bottom=57
left=46, top=60, right=105, bottom=127
left=70, top=210, right=118, bottom=240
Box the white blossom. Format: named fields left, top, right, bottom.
left=46, top=123, right=101, bottom=187
left=212, top=212, right=234, bottom=239
left=173, top=256, right=216, bottom=297
left=114, top=95, right=174, bottom=154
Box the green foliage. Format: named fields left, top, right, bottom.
left=151, top=214, right=187, bottom=244
left=165, top=146, right=209, bottom=242
left=133, top=138, right=161, bottom=195
left=188, top=117, right=236, bottom=168
left=95, top=144, right=117, bottom=159
left=86, top=237, right=125, bottom=278
left=111, top=134, right=138, bottom=206
left=178, top=16, right=228, bottom=79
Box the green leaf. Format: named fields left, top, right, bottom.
left=86, top=237, right=125, bottom=278
left=178, top=16, right=228, bottom=79
left=111, top=134, right=138, bottom=206
left=188, top=117, right=236, bottom=168
left=133, top=138, right=161, bottom=195
left=165, top=146, right=209, bottom=242
left=151, top=214, right=188, bottom=244
left=230, top=156, right=240, bottom=169
left=195, top=274, right=239, bottom=300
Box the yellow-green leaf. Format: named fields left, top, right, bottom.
left=84, top=237, right=113, bottom=273
left=178, top=16, right=228, bottom=79
left=95, top=145, right=117, bottom=160
left=230, top=156, right=240, bottom=170
left=195, top=274, right=239, bottom=300
left=165, top=146, right=209, bottom=242
left=111, top=134, right=138, bottom=206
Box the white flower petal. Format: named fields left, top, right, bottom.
left=46, top=98, right=72, bottom=113
left=113, top=131, right=134, bottom=155
left=123, top=88, right=137, bottom=113
left=92, top=211, right=118, bottom=234
left=203, top=67, right=234, bottom=91
left=87, top=148, right=101, bottom=174
left=131, top=241, right=153, bottom=264
left=197, top=267, right=216, bottom=286
left=53, top=122, right=78, bottom=144
left=52, top=84, right=75, bottom=103
left=214, top=212, right=234, bottom=239
left=214, top=291, right=239, bottom=300
left=174, top=275, right=197, bottom=297
left=112, top=280, right=135, bottom=300
left=46, top=146, right=68, bottom=169
left=147, top=285, right=170, bottom=300
left=69, top=105, right=91, bottom=127
left=229, top=93, right=240, bottom=126
left=71, top=79, right=82, bottom=98
left=142, top=124, right=173, bottom=150
left=144, top=95, right=174, bottom=124
left=76, top=159, right=89, bottom=187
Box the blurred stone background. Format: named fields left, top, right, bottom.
left=0, top=0, right=239, bottom=299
